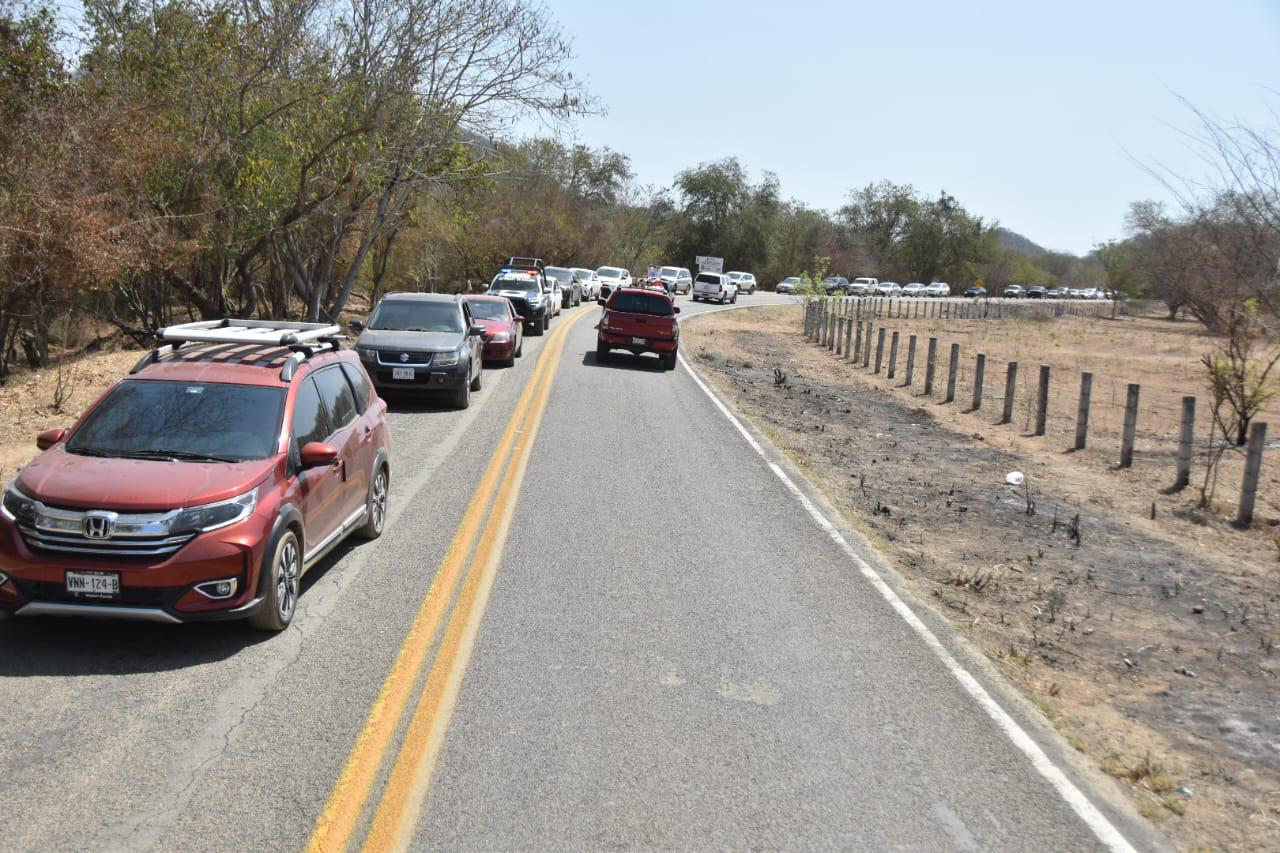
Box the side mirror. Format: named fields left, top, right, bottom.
left=469, top=324, right=486, bottom=337
left=348, top=320, right=365, bottom=333
left=37, top=428, right=68, bottom=450
left=515, top=315, right=526, bottom=323
left=299, top=442, right=338, bottom=469
left=673, top=307, right=681, bottom=314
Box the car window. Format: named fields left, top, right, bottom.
left=66, top=380, right=286, bottom=462
left=314, top=367, right=359, bottom=432
left=291, top=376, right=330, bottom=448
left=608, top=291, right=673, bottom=315
left=369, top=300, right=463, bottom=332
left=696, top=273, right=721, bottom=284
left=467, top=300, right=512, bottom=320
left=340, top=362, right=372, bottom=411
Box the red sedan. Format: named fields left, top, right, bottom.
left=464, top=295, right=524, bottom=366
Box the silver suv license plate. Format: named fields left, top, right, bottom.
left=66, top=570, right=120, bottom=598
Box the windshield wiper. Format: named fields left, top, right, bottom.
left=117, top=449, right=240, bottom=463
left=67, top=446, right=113, bottom=458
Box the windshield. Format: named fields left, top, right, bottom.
left=369, top=300, right=463, bottom=332
left=67, top=380, right=285, bottom=462
left=467, top=300, right=511, bottom=320
left=490, top=278, right=540, bottom=295
left=660, top=267, right=680, bottom=279
left=597, top=267, right=623, bottom=279
left=545, top=267, right=574, bottom=283
left=783, top=277, right=801, bottom=283
left=608, top=292, right=673, bottom=316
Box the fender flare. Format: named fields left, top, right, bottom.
left=257, top=504, right=305, bottom=599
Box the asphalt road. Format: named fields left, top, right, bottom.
left=0, top=291, right=1160, bottom=852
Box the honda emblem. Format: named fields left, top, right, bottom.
left=82, top=512, right=116, bottom=540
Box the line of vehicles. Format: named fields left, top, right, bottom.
left=774, top=275, right=1111, bottom=300
left=0, top=256, right=691, bottom=633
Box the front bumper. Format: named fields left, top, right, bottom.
left=482, top=338, right=516, bottom=361
left=369, top=360, right=469, bottom=393
left=0, top=511, right=272, bottom=623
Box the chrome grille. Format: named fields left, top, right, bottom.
left=18, top=503, right=193, bottom=558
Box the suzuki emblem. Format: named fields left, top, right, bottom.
left=82, top=512, right=116, bottom=540
left=399, top=353, right=410, bottom=363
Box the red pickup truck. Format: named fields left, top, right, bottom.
left=596, top=288, right=681, bottom=370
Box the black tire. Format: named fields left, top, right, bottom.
left=662, top=351, right=677, bottom=370
left=356, top=465, right=388, bottom=540
left=596, top=339, right=610, bottom=363
left=470, top=362, right=482, bottom=391
left=731, top=291, right=738, bottom=304
left=529, top=315, right=545, bottom=337
left=453, top=377, right=470, bottom=409
left=515, top=336, right=523, bottom=358
left=248, top=527, right=301, bottom=631
left=542, top=313, right=550, bottom=333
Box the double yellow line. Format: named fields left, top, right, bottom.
left=308, top=307, right=592, bottom=853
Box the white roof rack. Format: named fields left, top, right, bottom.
left=132, top=319, right=345, bottom=381
left=157, top=319, right=341, bottom=347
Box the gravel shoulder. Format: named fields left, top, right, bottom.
left=684, top=304, right=1280, bottom=852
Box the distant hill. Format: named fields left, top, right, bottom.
left=995, top=227, right=1050, bottom=258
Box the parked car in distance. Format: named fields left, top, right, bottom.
left=596, top=287, right=681, bottom=370
left=925, top=281, right=951, bottom=297
left=1069, top=288, right=1086, bottom=299
left=1047, top=287, right=1068, bottom=299
left=964, top=285, right=988, bottom=298
left=850, top=277, right=878, bottom=296
left=901, top=282, right=927, bottom=298
left=489, top=267, right=554, bottom=334
left=354, top=293, right=485, bottom=408
left=1, top=319, right=391, bottom=631
left=823, top=276, right=851, bottom=295
left=544, top=266, right=582, bottom=308
left=572, top=267, right=600, bottom=302
left=692, top=271, right=738, bottom=303
left=463, top=294, right=523, bottom=367
left=596, top=266, right=632, bottom=303
left=1027, top=285, right=1048, bottom=299
left=658, top=266, right=693, bottom=294
left=874, top=281, right=902, bottom=297
left=1004, top=285, right=1026, bottom=298
left=775, top=276, right=803, bottom=293
left=727, top=271, right=757, bottom=294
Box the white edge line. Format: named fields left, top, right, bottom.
left=676, top=347, right=1138, bottom=853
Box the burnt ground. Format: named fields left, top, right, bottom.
left=685, top=308, right=1280, bottom=851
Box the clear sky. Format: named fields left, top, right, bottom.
left=536, top=0, right=1280, bottom=255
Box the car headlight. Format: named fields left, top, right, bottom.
left=170, top=488, right=258, bottom=534
left=490, top=331, right=510, bottom=343
left=1, top=479, right=36, bottom=524
left=434, top=347, right=462, bottom=367
left=356, top=346, right=377, bottom=364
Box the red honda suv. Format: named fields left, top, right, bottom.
left=0, top=320, right=391, bottom=631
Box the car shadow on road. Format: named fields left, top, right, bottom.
left=381, top=392, right=464, bottom=413
left=581, top=351, right=668, bottom=372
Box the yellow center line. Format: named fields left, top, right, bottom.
left=361, top=308, right=586, bottom=853
left=307, top=307, right=590, bottom=853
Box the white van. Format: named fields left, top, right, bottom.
left=692, top=271, right=737, bottom=304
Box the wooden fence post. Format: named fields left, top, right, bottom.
left=1035, top=364, right=1050, bottom=436
left=1236, top=421, right=1268, bottom=528
left=863, top=321, right=873, bottom=365
left=1119, top=383, right=1140, bottom=468
left=835, top=317, right=844, bottom=354
left=888, top=331, right=900, bottom=379
left=875, top=328, right=886, bottom=373
left=1001, top=362, right=1018, bottom=424
left=1175, top=396, right=1196, bottom=490
left=972, top=353, right=986, bottom=410
left=905, top=335, right=917, bottom=387
left=1074, top=372, right=1093, bottom=450
left=925, top=337, right=938, bottom=395
left=945, top=343, right=960, bottom=403
left=844, top=313, right=854, bottom=360
left=853, top=320, right=864, bottom=364
left=828, top=313, right=837, bottom=351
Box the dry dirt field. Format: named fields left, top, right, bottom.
left=684, top=304, right=1279, bottom=852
